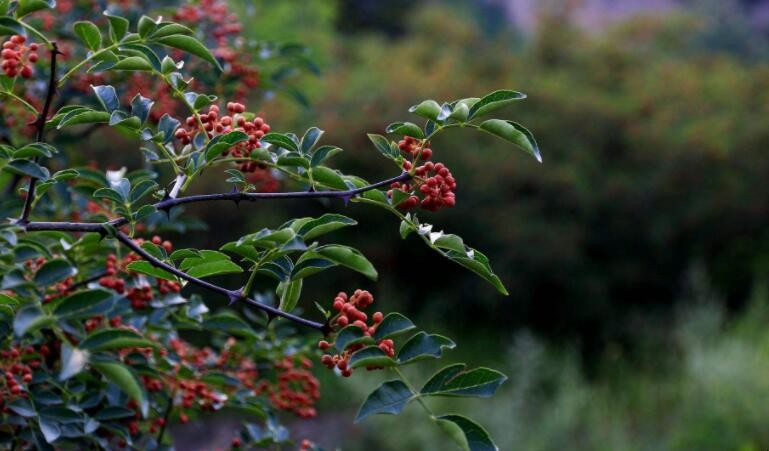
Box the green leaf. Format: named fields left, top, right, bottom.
left=15, top=143, right=57, bottom=158
left=443, top=247, right=508, bottom=296
left=313, top=245, right=377, bottom=280
left=92, top=85, right=120, bottom=113
left=56, top=110, right=111, bottom=129
left=129, top=94, right=154, bottom=125
left=310, top=145, right=343, bottom=167
left=409, top=100, right=442, bottom=121
left=349, top=346, right=396, bottom=369
left=421, top=364, right=506, bottom=398
left=290, top=257, right=336, bottom=280
left=91, top=362, right=147, bottom=417
left=204, top=131, right=249, bottom=162
left=355, top=380, right=413, bottom=423
left=277, top=152, right=310, bottom=169
left=154, top=34, right=222, bottom=70
left=397, top=332, right=455, bottom=364
left=150, top=22, right=194, bottom=39
left=367, top=133, right=398, bottom=160
left=400, top=219, right=414, bottom=239
left=277, top=279, right=303, bottom=312
left=311, top=166, right=348, bottom=190
left=129, top=179, right=158, bottom=203
left=73, top=21, right=101, bottom=51
left=160, top=55, right=177, bottom=74
left=0, top=17, right=24, bottom=36
left=53, top=289, right=115, bottom=320
left=14, top=305, right=53, bottom=337
left=386, top=122, right=425, bottom=139
left=334, top=326, right=374, bottom=352
left=110, top=56, right=153, bottom=71
left=202, top=312, right=255, bottom=337
left=448, top=102, right=470, bottom=122
left=93, top=406, right=135, bottom=421
left=93, top=187, right=125, bottom=204
left=467, top=89, right=526, bottom=119
left=373, top=312, right=416, bottom=340
left=479, top=119, right=541, bottom=163
left=301, top=127, right=324, bottom=154
left=158, top=114, right=180, bottom=143
left=80, top=329, right=153, bottom=351
left=293, top=214, right=357, bottom=241
left=179, top=250, right=243, bottom=278
left=137, top=15, right=157, bottom=38
left=5, top=159, right=49, bottom=180
left=260, top=132, right=299, bottom=152
left=434, top=415, right=498, bottom=451
left=59, top=344, right=89, bottom=381
left=104, top=13, right=128, bottom=43
left=8, top=398, right=35, bottom=417
left=38, top=417, right=61, bottom=444
left=15, top=0, right=54, bottom=18
left=34, top=259, right=77, bottom=286
left=126, top=261, right=177, bottom=281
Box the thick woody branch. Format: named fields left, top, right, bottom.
left=17, top=42, right=59, bottom=224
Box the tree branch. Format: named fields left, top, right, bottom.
left=25, top=171, right=411, bottom=232
left=17, top=42, right=59, bottom=225
left=20, top=171, right=410, bottom=332
left=114, top=231, right=328, bottom=332
left=152, top=171, right=411, bottom=211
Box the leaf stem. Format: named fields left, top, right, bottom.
left=0, top=91, right=37, bottom=114
left=394, top=366, right=434, bottom=418
left=58, top=43, right=121, bottom=85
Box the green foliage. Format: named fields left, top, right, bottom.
left=0, top=2, right=538, bottom=449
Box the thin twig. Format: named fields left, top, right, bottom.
left=156, top=389, right=176, bottom=444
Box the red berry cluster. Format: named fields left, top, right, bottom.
left=174, top=103, right=272, bottom=175
left=43, top=276, right=74, bottom=303
left=98, top=236, right=181, bottom=309
left=23, top=256, right=46, bottom=272
left=174, top=0, right=242, bottom=44
left=0, top=345, right=47, bottom=408
left=1, top=35, right=38, bottom=78
left=267, top=357, right=320, bottom=418
left=177, top=379, right=224, bottom=411
left=398, top=135, right=433, bottom=160
left=391, top=160, right=457, bottom=211
left=389, top=135, right=457, bottom=211
left=174, top=0, right=261, bottom=102
left=300, top=439, right=315, bottom=450
left=318, top=290, right=393, bottom=377
left=176, top=102, right=270, bottom=162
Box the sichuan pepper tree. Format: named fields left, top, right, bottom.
left=0, top=1, right=541, bottom=450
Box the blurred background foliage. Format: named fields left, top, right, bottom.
left=159, top=0, right=769, bottom=448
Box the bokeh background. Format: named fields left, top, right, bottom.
left=165, top=0, right=769, bottom=449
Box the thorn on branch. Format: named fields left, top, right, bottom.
left=159, top=206, right=172, bottom=220
left=227, top=289, right=242, bottom=306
